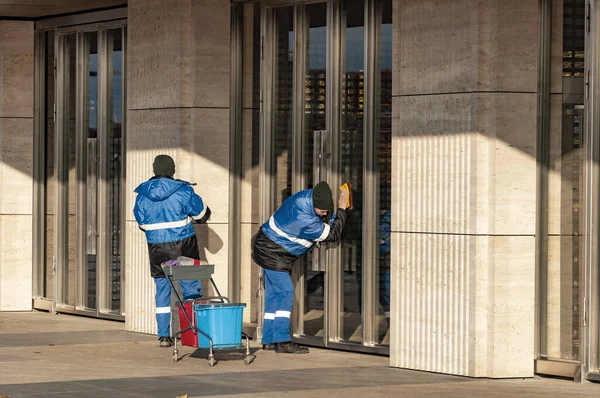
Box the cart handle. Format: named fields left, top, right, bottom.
left=190, top=296, right=230, bottom=305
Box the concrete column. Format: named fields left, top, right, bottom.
left=126, top=0, right=231, bottom=334
left=390, top=1, right=538, bottom=377
left=0, top=21, right=34, bottom=311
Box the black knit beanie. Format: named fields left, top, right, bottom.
left=153, top=154, right=175, bottom=177
left=312, top=181, right=333, bottom=212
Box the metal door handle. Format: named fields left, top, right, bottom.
left=312, top=130, right=328, bottom=272
left=313, top=130, right=322, bottom=187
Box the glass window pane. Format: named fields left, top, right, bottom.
left=63, top=33, right=77, bottom=307
left=376, top=0, right=393, bottom=345
left=44, top=30, right=56, bottom=300
left=544, top=0, right=585, bottom=361
left=108, top=28, right=124, bottom=313
left=273, top=7, right=294, bottom=208
left=302, top=2, right=328, bottom=339
left=340, top=0, right=365, bottom=343
left=84, top=31, right=99, bottom=310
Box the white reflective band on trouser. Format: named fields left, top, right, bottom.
left=315, top=223, right=331, bottom=242
left=139, top=218, right=191, bottom=231
left=156, top=307, right=171, bottom=314
left=269, top=216, right=312, bottom=248
left=275, top=311, right=291, bottom=318
left=264, top=313, right=275, bottom=320
left=192, top=206, right=207, bottom=221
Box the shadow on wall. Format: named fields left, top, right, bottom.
left=194, top=224, right=224, bottom=296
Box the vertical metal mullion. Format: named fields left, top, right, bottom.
left=292, top=4, right=306, bottom=337
left=55, top=33, right=67, bottom=309
left=97, top=27, right=110, bottom=314
left=331, top=0, right=345, bottom=343
left=535, top=0, right=551, bottom=361
left=120, top=25, right=127, bottom=316
left=76, top=30, right=87, bottom=310
left=326, top=0, right=342, bottom=345
left=262, top=7, right=275, bottom=218
left=258, top=3, right=274, bottom=342
left=582, top=0, right=591, bottom=378
left=33, top=31, right=46, bottom=298
left=584, top=0, right=600, bottom=376
left=228, top=3, right=244, bottom=305
left=292, top=5, right=305, bottom=192
left=580, top=0, right=590, bottom=378
left=362, top=0, right=380, bottom=347
left=260, top=6, right=274, bottom=238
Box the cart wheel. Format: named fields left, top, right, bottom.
left=172, top=351, right=178, bottom=362
left=208, top=357, right=215, bottom=367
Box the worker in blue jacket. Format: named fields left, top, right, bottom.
left=252, top=181, right=349, bottom=354
left=134, top=155, right=211, bottom=347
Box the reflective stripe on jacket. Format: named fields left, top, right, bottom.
left=253, top=189, right=347, bottom=273
left=261, top=189, right=329, bottom=257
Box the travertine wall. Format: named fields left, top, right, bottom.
left=0, top=21, right=34, bottom=311
left=125, top=0, right=231, bottom=335
left=390, top=1, right=538, bottom=377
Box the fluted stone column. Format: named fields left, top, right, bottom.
left=390, top=0, right=538, bottom=378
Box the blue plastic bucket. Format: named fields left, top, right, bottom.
left=194, top=303, right=246, bottom=349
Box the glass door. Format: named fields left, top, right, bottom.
left=34, top=21, right=126, bottom=319
left=261, top=0, right=391, bottom=353
left=339, top=0, right=365, bottom=343
left=301, top=1, right=329, bottom=340
left=536, top=0, right=586, bottom=380
left=81, top=30, right=99, bottom=310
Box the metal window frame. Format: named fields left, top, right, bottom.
left=33, top=19, right=127, bottom=321
left=292, top=2, right=306, bottom=337
left=534, top=0, right=586, bottom=380
left=586, top=0, right=600, bottom=378
left=294, top=0, right=340, bottom=348
left=96, top=25, right=127, bottom=316
left=534, top=0, right=551, bottom=364
left=35, top=8, right=127, bottom=31
left=259, top=0, right=389, bottom=354
left=257, top=2, right=275, bottom=340
left=97, top=26, right=108, bottom=314
left=294, top=0, right=339, bottom=348
left=54, top=30, right=72, bottom=310
left=32, top=30, right=47, bottom=300
left=229, top=2, right=244, bottom=305
left=326, top=0, right=341, bottom=346
left=75, top=28, right=91, bottom=310
left=361, top=0, right=381, bottom=347
left=120, top=25, right=127, bottom=316
left=534, top=0, right=600, bottom=382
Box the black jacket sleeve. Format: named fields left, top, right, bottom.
left=321, top=208, right=347, bottom=243
left=193, top=206, right=211, bottom=224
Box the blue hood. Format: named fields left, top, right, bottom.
left=135, top=178, right=190, bottom=202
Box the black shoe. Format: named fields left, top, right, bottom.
left=275, top=342, right=309, bottom=354
left=262, top=343, right=276, bottom=351
left=159, top=336, right=174, bottom=347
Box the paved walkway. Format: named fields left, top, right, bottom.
left=0, top=312, right=598, bottom=397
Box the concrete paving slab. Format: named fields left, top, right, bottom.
left=0, top=311, right=598, bottom=398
